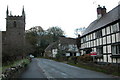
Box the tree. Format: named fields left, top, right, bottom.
left=46, top=26, right=64, bottom=42
left=74, top=27, right=86, bottom=36
left=25, top=26, right=44, bottom=56
left=25, top=26, right=65, bottom=57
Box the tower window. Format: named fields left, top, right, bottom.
left=14, top=21, right=16, bottom=27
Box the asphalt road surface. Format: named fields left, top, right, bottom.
left=20, top=58, right=46, bottom=78
left=20, top=58, right=118, bottom=79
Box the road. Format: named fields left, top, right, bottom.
left=20, top=58, right=117, bottom=79
left=20, top=58, right=46, bottom=78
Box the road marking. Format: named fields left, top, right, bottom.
left=36, top=59, right=56, bottom=80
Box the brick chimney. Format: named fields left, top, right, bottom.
left=101, top=6, right=106, bottom=16
left=97, top=5, right=107, bottom=19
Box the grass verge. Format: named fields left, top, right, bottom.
left=67, top=62, right=120, bottom=76
left=2, top=58, right=30, bottom=72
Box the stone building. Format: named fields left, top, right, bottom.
left=2, top=6, right=26, bottom=58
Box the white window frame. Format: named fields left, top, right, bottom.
left=107, top=45, right=111, bottom=53
left=103, top=46, right=107, bottom=53
left=116, top=33, right=120, bottom=42
left=106, top=26, right=110, bottom=35
left=99, top=38, right=102, bottom=45
left=112, top=34, right=115, bottom=43
left=103, top=37, right=106, bottom=44
left=107, top=35, right=111, bottom=44
left=102, top=28, right=106, bottom=36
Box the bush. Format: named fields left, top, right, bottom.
left=77, top=54, right=93, bottom=63
left=68, top=56, right=77, bottom=64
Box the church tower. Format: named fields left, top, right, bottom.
left=5, top=6, right=26, bottom=55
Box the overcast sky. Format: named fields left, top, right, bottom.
left=0, top=0, right=119, bottom=37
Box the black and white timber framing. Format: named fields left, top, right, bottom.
left=80, top=5, right=120, bottom=63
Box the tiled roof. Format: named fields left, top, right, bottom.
left=45, top=42, right=58, bottom=51
left=82, top=5, right=120, bottom=36
left=45, top=37, right=76, bottom=51
left=59, top=37, right=76, bottom=44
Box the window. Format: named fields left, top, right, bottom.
left=117, top=45, right=120, bottom=54
left=89, top=42, right=91, bottom=47
left=112, top=34, right=115, bottom=43
left=85, top=43, right=86, bottom=48
left=93, top=33, right=95, bottom=39
left=97, top=47, right=103, bottom=55
left=13, top=21, right=16, bottom=27
left=81, top=38, right=83, bottom=43
left=97, top=39, right=99, bottom=46
left=116, top=33, right=120, bottom=42
left=90, top=34, right=93, bottom=40
left=87, top=42, right=89, bottom=48
left=107, top=35, right=111, bottom=44
left=107, top=45, right=111, bottom=53
left=94, top=40, right=96, bottom=47
left=112, top=45, right=120, bottom=55
left=102, top=28, right=106, bottom=36
left=112, top=45, right=116, bottom=55
left=106, top=26, right=110, bottom=34
left=103, top=46, right=107, bottom=53
left=111, top=23, right=119, bottom=33
left=86, top=36, right=88, bottom=41
left=91, top=41, right=93, bottom=47
left=83, top=37, right=86, bottom=43
left=96, top=30, right=102, bottom=38
left=88, top=35, right=90, bottom=40
left=117, top=23, right=120, bottom=31
left=103, top=37, right=106, bottom=44
left=93, top=48, right=96, bottom=52
left=99, top=38, right=102, bottom=45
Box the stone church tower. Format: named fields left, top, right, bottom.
left=3, top=6, right=26, bottom=57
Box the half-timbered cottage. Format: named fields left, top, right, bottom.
left=80, top=5, right=120, bottom=63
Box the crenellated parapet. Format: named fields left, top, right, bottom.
left=6, top=15, right=24, bottom=20
left=6, top=6, right=25, bottom=20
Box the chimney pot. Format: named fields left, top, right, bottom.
left=97, top=5, right=107, bottom=19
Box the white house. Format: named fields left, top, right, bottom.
left=80, top=5, right=120, bottom=64
left=44, top=36, right=79, bottom=58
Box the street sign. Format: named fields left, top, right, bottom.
left=89, top=52, right=97, bottom=56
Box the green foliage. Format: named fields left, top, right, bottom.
left=55, top=50, right=68, bottom=61
left=68, top=56, right=77, bottom=64
left=2, top=58, right=30, bottom=72
left=67, top=62, right=120, bottom=76
left=26, top=26, right=65, bottom=57
left=47, top=26, right=64, bottom=41
left=56, top=50, right=65, bottom=58
left=26, top=30, right=38, bottom=46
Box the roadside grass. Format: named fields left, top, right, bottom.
left=0, top=67, right=2, bottom=72
left=67, top=62, right=106, bottom=73
left=67, top=62, right=120, bottom=76
left=2, top=58, right=30, bottom=72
